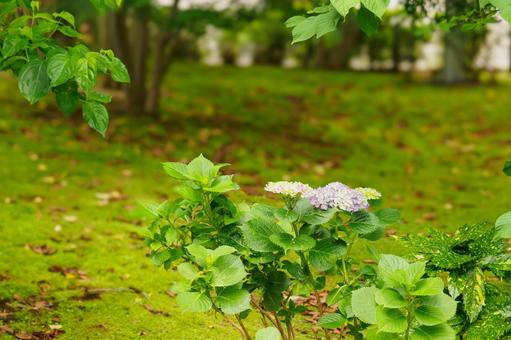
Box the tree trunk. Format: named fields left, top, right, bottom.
left=331, top=18, right=361, bottom=70
left=146, top=36, right=172, bottom=115
left=145, top=0, right=180, bottom=116
left=391, top=24, right=401, bottom=72
left=438, top=0, right=469, bottom=84
left=127, top=11, right=150, bottom=115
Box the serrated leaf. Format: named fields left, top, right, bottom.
left=317, top=313, right=346, bottom=329
left=210, top=254, right=246, bottom=287
left=162, top=162, right=188, bottom=180
left=361, top=0, right=389, bottom=18
left=309, top=238, right=347, bottom=271
left=416, top=294, right=457, bottom=325
left=176, top=292, right=212, bottom=313
left=349, top=210, right=380, bottom=234
left=269, top=233, right=316, bottom=251
left=331, top=0, right=359, bottom=16
left=411, top=278, right=444, bottom=296
left=376, top=306, right=407, bottom=333
left=216, top=287, right=250, bottom=315
left=410, top=324, right=455, bottom=340
left=352, top=286, right=377, bottom=324
left=177, top=262, right=199, bottom=281
left=375, top=288, right=406, bottom=308
left=239, top=217, right=285, bottom=252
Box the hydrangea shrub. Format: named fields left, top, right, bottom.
left=142, top=155, right=511, bottom=339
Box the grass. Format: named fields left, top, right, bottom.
left=0, top=63, right=510, bottom=339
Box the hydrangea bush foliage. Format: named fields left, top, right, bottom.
left=143, top=155, right=511, bottom=339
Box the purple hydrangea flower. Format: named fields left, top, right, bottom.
left=305, top=182, right=369, bottom=212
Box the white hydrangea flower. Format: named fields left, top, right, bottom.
left=355, top=187, right=382, bottom=200
left=264, top=181, right=313, bottom=197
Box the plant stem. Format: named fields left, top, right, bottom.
left=341, top=233, right=358, bottom=284
left=235, top=314, right=252, bottom=340
left=273, top=311, right=288, bottom=340
left=404, top=298, right=414, bottom=340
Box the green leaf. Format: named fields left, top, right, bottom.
left=187, top=154, right=216, bottom=183
left=462, top=268, right=485, bottom=322
left=269, top=233, right=316, bottom=251
left=378, top=254, right=425, bottom=286
left=2, top=34, right=27, bottom=58
left=303, top=208, right=336, bottom=225
left=376, top=306, right=407, bottom=333
left=75, top=57, right=96, bottom=92
left=176, top=292, right=212, bottom=313
left=47, top=51, right=74, bottom=87
left=360, top=0, right=389, bottom=18
left=255, top=327, right=281, bottom=340
left=375, top=288, right=406, bottom=308
left=262, top=270, right=290, bottom=311
left=331, top=0, right=359, bottom=16
left=357, top=6, right=381, bottom=36
left=207, top=246, right=236, bottom=265
left=109, top=57, right=130, bottom=83
left=82, top=101, right=109, bottom=136
left=86, top=91, right=112, bottom=104
left=210, top=255, right=246, bottom=287
left=495, top=211, right=511, bottom=238
left=177, top=262, right=199, bottom=281
left=411, top=278, right=444, bottom=296
left=285, top=16, right=305, bottom=28
left=291, top=7, right=341, bottom=44
left=18, top=59, right=50, bottom=104
left=162, top=162, right=188, bottom=180
left=204, top=175, right=239, bottom=193
left=216, top=287, right=250, bottom=315
left=327, top=285, right=351, bottom=305
left=375, top=208, right=401, bottom=224
left=187, top=244, right=209, bottom=266
left=349, top=210, right=380, bottom=234
left=54, top=83, right=80, bottom=116
left=58, top=26, right=81, bottom=38
left=239, top=217, right=285, bottom=252
left=151, top=248, right=181, bottom=266
left=53, top=11, right=75, bottom=27
left=351, top=286, right=377, bottom=324
left=415, top=294, right=457, bottom=325
left=317, top=313, right=346, bottom=329
left=309, top=238, right=347, bottom=271
left=410, top=324, right=455, bottom=340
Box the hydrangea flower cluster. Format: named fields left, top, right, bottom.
left=305, top=182, right=369, bottom=212
left=264, top=180, right=381, bottom=213
left=264, top=181, right=313, bottom=197
left=355, top=187, right=382, bottom=200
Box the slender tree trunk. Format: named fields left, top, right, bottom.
left=392, top=24, right=401, bottom=72
left=146, top=36, right=172, bottom=115
left=145, top=0, right=180, bottom=115
left=127, top=10, right=150, bottom=114
left=438, top=0, right=469, bottom=84
left=331, top=18, right=361, bottom=70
